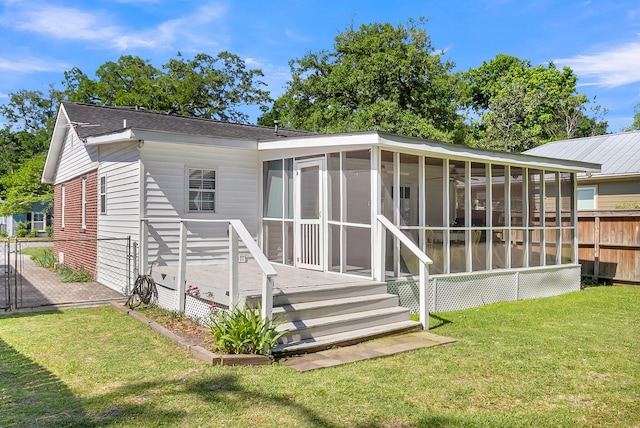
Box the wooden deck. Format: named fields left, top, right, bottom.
left=153, top=261, right=380, bottom=303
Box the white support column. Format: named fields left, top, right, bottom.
left=139, top=219, right=149, bottom=275
left=465, top=161, right=472, bottom=272
left=393, top=151, right=400, bottom=276
left=371, top=147, right=382, bottom=281
left=176, top=220, right=187, bottom=312
left=229, top=223, right=239, bottom=307
left=443, top=159, right=451, bottom=274
left=505, top=166, right=512, bottom=268
left=572, top=173, right=579, bottom=264
left=419, top=262, right=430, bottom=330
left=261, top=275, right=274, bottom=320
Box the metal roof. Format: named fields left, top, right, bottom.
left=524, top=131, right=640, bottom=176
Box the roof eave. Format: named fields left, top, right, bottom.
left=42, top=104, right=71, bottom=184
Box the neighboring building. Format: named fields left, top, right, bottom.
left=525, top=131, right=640, bottom=210
left=526, top=132, right=640, bottom=284
left=0, top=200, right=50, bottom=237
left=43, top=102, right=599, bottom=320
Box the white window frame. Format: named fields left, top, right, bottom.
left=81, top=176, right=87, bottom=230
left=186, top=168, right=217, bottom=213
left=61, top=183, right=66, bottom=229
left=577, top=186, right=597, bottom=210
left=32, top=212, right=46, bottom=232
left=100, top=175, right=107, bottom=215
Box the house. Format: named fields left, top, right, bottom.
left=43, top=102, right=599, bottom=352
left=0, top=200, right=51, bottom=237
left=525, top=131, right=640, bottom=210
left=525, top=132, right=640, bottom=284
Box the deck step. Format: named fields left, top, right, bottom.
left=272, top=320, right=422, bottom=356
left=276, top=306, right=412, bottom=344
left=245, top=281, right=388, bottom=307
left=272, top=293, right=399, bottom=322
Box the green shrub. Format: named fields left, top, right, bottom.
left=29, top=247, right=56, bottom=269
left=16, top=221, right=28, bottom=237
left=56, top=264, right=93, bottom=283
left=29, top=229, right=39, bottom=238
left=45, top=225, right=53, bottom=237
left=209, top=303, right=286, bottom=355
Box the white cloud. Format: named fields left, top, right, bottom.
left=556, top=37, right=640, bottom=87
left=2, top=1, right=230, bottom=51
left=0, top=56, right=67, bottom=73
left=9, top=4, right=122, bottom=42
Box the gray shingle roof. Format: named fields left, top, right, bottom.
left=524, top=131, right=640, bottom=176
left=61, top=102, right=312, bottom=141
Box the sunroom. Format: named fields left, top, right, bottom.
left=259, top=132, right=600, bottom=312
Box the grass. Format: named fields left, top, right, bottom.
left=20, top=246, right=93, bottom=282
left=1, top=287, right=639, bottom=427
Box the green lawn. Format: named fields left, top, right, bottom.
left=1, top=286, right=638, bottom=427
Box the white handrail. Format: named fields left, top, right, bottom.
left=139, top=218, right=276, bottom=320
left=376, top=214, right=432, bottom=330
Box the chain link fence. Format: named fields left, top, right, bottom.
left=1, top=238, right=128, bottom=311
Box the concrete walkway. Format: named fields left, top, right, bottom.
left=278, top=331, right=456, bottom=372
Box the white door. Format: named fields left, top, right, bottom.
left=295, top=158, right=324, bottom=270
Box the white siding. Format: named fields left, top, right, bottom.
left=142, top=141, right=260, bottom=265
left=55, top=129, right=98, bottom=184
left=97, top=141, right=141, bottom=239
left=96, top=141, right=140, bottom=291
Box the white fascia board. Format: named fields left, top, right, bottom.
left=84, top=129, right=134, bottom=146
left=377, top=135, right=601, bottom=173
left=258, top=132, right=378, bottom=151
left=577, top=172, right=640, bottom=182
left=42, top=104, right=72, bottom=184
left=85, top=128, right=258, bottom=150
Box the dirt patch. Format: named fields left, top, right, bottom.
left=135, top=306, right=216, bottom=352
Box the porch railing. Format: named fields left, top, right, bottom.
left=376, top=214, right=432, bottom=330
left=139, top=218, right=277, bottom=320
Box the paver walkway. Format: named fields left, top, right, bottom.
left=279, top=331, right=456, bottom=372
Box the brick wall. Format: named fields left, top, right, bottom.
left=53, top=171, right=98, bottom=276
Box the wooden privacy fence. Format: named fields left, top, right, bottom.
left=578, top=210, right=640, bottom=284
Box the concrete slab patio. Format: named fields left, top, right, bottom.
left=278, top=331, right=456, bottom=372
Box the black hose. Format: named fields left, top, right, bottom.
left=126, top=274, right=157, bottom=308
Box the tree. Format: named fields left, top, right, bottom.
left=0, top=89, right=58, bottom=180
left=465, top=54, right=607, bottom=151
left=259, top=18, right=469, bottom=143
left=63, top=52, right=272, bottom=123
left=0, top=153, right=52, bottom=216
left=624, top=103, right=640, bottom=131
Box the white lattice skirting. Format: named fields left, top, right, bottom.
left=388, top=265, right=581, bottom=314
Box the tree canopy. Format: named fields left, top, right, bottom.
left=63, top=52, right=272, bottom=123
left=0, top=89, right=58, bottom=211
left=259, top=18, right=469, bottom=143
left=624, top=103, right=640, bottom=131
left=464, top=54, right=607, bottom=152
left=0, top=153, right=52, bottom=216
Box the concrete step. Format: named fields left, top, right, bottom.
left=272, top=320, right=423, bottom=356
left=245, top=281, right=388, bottom=307
left=277, top=306, right=412, bottom=344
left=272, top=293, right=400, bottom=322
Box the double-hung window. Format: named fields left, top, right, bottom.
left=100, top=176, right=107, bottom=214
left=188, top=168, right=216, bottom=213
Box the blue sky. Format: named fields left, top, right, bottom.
left=1, top=0, right=639, bottom=131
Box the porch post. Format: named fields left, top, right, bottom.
left=261, top=275, right=273, bottom=320
left=419, top=262, right=430, bottom=330
left=229, top=223, right=239, bottom=307
left=139, top=219, right=149, bottom=276
left=176, top=220, right=187, bottom=312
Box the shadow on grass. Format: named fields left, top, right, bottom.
left=0, top=337, right=93, bottom=427
left=429, top=313, right=452, bottom=329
